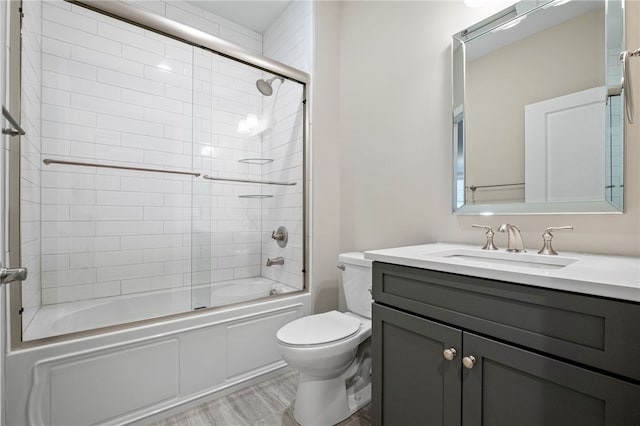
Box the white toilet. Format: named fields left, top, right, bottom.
left=276, top=252, right=373, bottom=426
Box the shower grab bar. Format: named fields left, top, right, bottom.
left=467, top=182, right=524, bottom=192
left=2, top=106, right=26, bottom=136
left=43, top=158, right=201, bottom=177
left=203, top=175, right=296, bottom=186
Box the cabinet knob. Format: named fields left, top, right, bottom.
left=462, top=355, right=476, bottom=369
left=443, top=348, right=457, bottom=361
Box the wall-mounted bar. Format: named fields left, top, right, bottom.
left=467, top=182, right=524, bottom=192
left=238, top=195, right=273, bottom=199
left=2, top=105, right=26, bottom=136
left=203, top=175, right=296, bottom=186
left=43, top=158, right=201, bottom=177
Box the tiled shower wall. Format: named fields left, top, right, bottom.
left=40, top=0, right=198, bottom=304
left=21, top=0, right=42, bottom=329
left=261, top=1, right=313, bottom=288
left=32, top=0, right=309, bottom=307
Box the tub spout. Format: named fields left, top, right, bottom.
left=266, top=257, right=284, bottom=267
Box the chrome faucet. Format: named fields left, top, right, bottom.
left=497, top=224, right=526, bottom=253
left=266, top=257, right=284, bottom=267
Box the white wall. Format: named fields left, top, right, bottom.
left=329, top=1, right=639, bottom=262
left=310, top=2, right=341, bottom=313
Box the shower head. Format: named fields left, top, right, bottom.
left=256, top=76, right=284, bottom=96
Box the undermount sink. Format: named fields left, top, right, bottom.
left=430, top=248, right=578, bottom=270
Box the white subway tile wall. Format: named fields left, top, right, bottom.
left=21, top=0, right=43, bottom=330
left=28, top=0, right=310, bottom=312
left=260, top=1, right=312, bottom=288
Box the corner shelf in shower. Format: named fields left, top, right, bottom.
left=238, top=158, right=274, bottom=165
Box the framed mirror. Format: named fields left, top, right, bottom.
left=452, top=0, right=625, bottom=215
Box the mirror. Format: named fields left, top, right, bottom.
left=452, top=0, right=625, bottom=215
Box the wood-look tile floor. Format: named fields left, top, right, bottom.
left=147, top=370, right=371, bottom=426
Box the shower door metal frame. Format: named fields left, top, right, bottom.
left=9, top=0, right=311, bottom=349
left=8, top=0, right=24, bottom=351
left=69, top=0, right=309, bottom=85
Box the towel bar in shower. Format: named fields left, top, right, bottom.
left=203, top=175, right=296, bottom=186
left=43, top=158, right=201, bottom=177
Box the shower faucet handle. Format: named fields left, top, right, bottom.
left=271, top=226, right=288, bottom=248
left=472, top=225, right=499, bottom=250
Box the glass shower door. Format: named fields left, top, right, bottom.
left=15, top=0, right=308, bottom=342
left=190, top=48, right=306, bottom=309
left=20, top=0, right=200, bottom=340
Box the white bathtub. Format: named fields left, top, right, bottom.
left=23, top=277, right=294, bottom=341
left=8, top=283, right=310, bottom=426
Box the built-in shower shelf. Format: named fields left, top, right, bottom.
left=238, top=158, right=274, bottom=165
left=238, top=195, right=273, bottom=199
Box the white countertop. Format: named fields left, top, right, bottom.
left=364, top=243, right=640, bottom=302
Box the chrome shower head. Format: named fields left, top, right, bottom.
left=256, top=77, right=284, bottom=96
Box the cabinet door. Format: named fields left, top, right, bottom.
left=462, top=332, right=640, bottom=426
left=372, top=303, right=461, bottom=426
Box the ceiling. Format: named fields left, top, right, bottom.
left=187, top=1, right=293, bottom=33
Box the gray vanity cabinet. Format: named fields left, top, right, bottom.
left=371, top=262, right=640, bottom=426
left=372, top=303, right=461, bottom=426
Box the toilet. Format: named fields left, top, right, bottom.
left=276, top=252, right=372, bottom=426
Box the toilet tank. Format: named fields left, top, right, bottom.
left=339, top=252, right=373, bottom=319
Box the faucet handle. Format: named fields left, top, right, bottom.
left=538, top=226, right=573, bottom=255
left=271, top=226, right=288, bottom=248
left=472, top=224, right=499, bottom=250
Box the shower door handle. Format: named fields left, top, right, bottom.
left=0, top=264, right=27, bottom=284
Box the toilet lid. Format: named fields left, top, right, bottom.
left=277, top=311, right=361, bottom=346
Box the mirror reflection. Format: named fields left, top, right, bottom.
left=452, top=0, right=625, bottom=214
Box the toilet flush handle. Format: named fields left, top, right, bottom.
left=337, top=264, right=345, bottom=271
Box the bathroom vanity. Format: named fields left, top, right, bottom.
left=366, top=244, right=640, bottom=426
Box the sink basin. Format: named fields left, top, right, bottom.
left=430, top=248, right=577, bottom=270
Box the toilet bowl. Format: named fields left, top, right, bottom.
left=276, top=253, right=373, bottom=426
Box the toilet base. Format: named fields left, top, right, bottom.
left=293, top=374, right=350, bottom=426
left=292, top=357, right=371, bottom=426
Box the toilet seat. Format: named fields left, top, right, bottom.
left=277, top=311, right=361, bottom=346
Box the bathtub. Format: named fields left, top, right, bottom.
left=8, top=282, right=310, bottom=426
left=23, top=277, right=292, bottom=341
